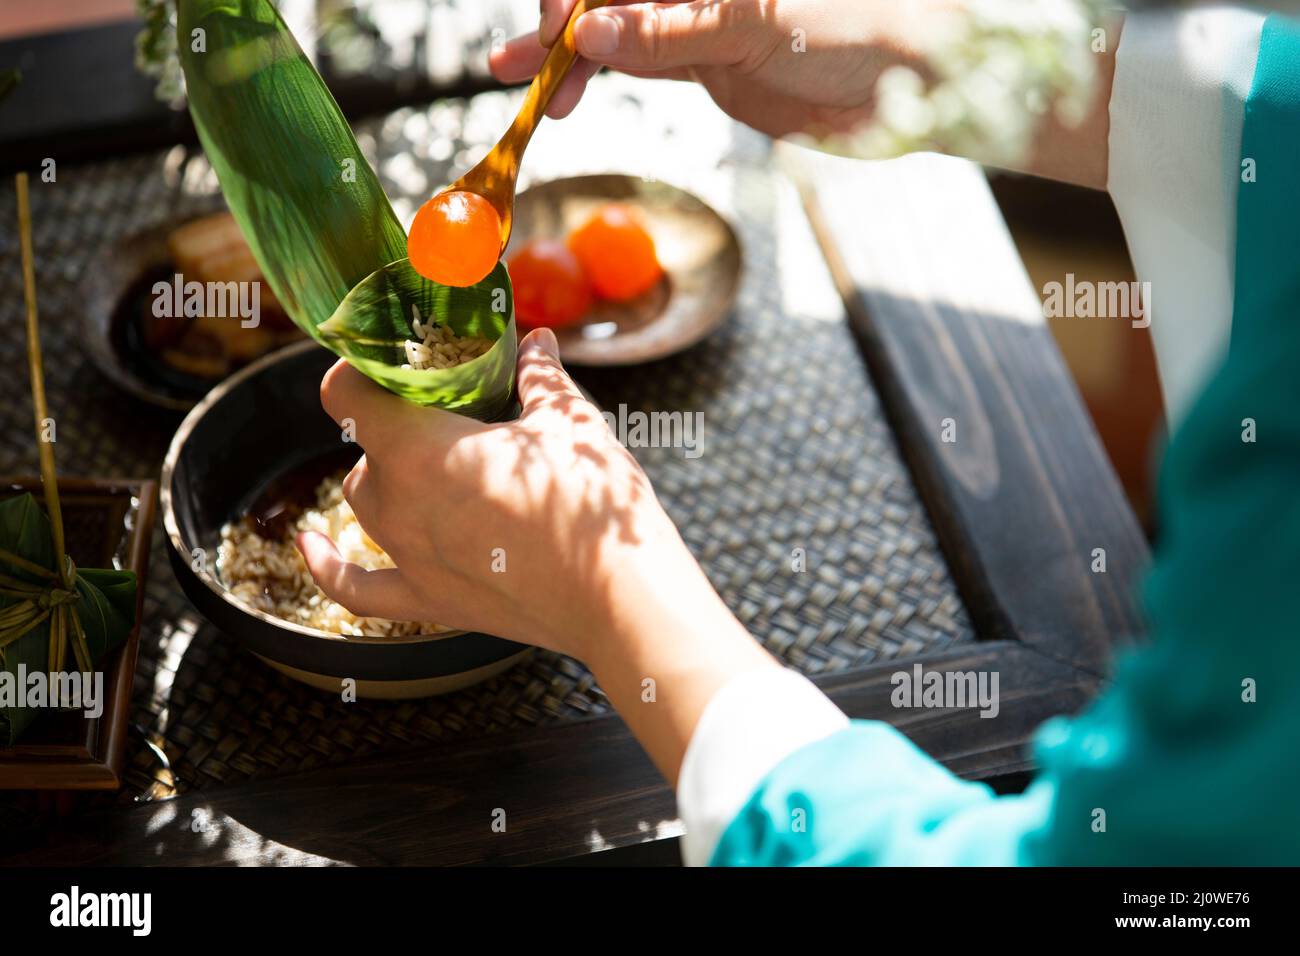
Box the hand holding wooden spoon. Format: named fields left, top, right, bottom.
left=406, top=0, right=612, bottom=288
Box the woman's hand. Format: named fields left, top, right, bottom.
left=491, top=0, right=1117, bottom=189
left=492, top=0, right=952, bottom=137
left=299, top=330, right=777, bottom=784
left=298, top=329, right=672, bottom=657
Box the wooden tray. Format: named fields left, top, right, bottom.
left=0, top=478, right=157, bottom=790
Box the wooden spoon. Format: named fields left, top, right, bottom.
left=447, top=0, right=611, bottom=256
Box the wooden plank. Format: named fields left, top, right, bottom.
left=787, top=149, right=1150, bottom=674
left=0, top=642, right=1090, bottom=866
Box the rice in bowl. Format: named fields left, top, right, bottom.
left=218, top=308, right=490, bottom=637
left=218, top=472, right=445, bottom=638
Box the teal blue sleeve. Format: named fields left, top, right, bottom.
left=712, top=14, right=1300, bottom=867
left=1029, top=14, right=1300, bottom=866
left=711, top=721, right=1056, bottom=866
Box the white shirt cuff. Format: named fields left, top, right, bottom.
left=1107, top=5, right=1264, bottom=426
left=676, top=668, right=849, bottom=866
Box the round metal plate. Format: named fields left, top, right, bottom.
left=507, top=174, right=742, bottom=366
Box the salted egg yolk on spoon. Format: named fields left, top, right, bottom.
left=407, top=190, right=502, bottom=287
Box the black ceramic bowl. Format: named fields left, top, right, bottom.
left=160, top=338, right=530, bottom=698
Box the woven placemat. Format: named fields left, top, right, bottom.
left=0, top=77, right=972, bottom=806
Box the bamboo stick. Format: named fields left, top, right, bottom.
left=10, top=171, right=90, bottom=676
left=15, top=172, right=68, bottom=583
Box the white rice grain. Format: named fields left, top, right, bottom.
left=217, top=472, right=447, bottom=638
left=399, top=303, right=492, bottom=371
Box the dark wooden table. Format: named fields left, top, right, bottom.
left=0, top=18, right=1146, bottom=867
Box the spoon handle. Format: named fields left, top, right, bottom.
left=457, top=0, right=610, bottom=194
left=451, top=0, right=612, bottom=253
left=504, top=0, right=612, bottom=161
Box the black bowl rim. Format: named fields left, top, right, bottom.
left=160, top=337, right=474, bottom=648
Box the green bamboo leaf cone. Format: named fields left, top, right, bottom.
left=176, top=0, right=516, bottom=419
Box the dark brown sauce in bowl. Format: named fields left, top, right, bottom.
left=243, top=449, right=359, bottom=541
left=82, top=220, right=303, bottom=412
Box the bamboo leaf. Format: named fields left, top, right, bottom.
left=0, top=615, right=47, bottom=747
left=71, top=570, right=136, bottom=664
left=320, top=259, right=516, bottom=416
left=78, top=568, right=139, bottom=622
left=176, top=0, right=516, bottom=416
left=0, top=546, right=54, bottom=580
left=0, top=495, right=136, bottom=745
left=0, top=495, right=54, bottom=586
left=0, top=607, right=44, bottom=650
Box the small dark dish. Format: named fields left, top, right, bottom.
left=508, top=174, right=743, bottom=365
left=80, top=216, right=301, bottom=412
left=160, top=339, right=530, bottom=699
left=82, top=221, right=227, bottom=412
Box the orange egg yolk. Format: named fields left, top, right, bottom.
left=407, top=190, right=502, bottom=287
left=508, top=239, right=592, bottom=331
left=567, top=204, right=663, bottom=302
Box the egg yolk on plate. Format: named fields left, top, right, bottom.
left=507, top=239, right=592, bottom=330
left=407, top=190, right=501, bottom=287
left=567, top=204, right=663, bottom=301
